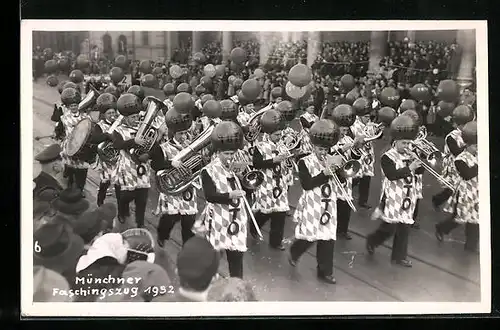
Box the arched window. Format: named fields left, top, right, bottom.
left=102, top=33, right=112, bottom=54
left=118, top=34, right=127, bottom=54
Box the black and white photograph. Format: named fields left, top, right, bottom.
left=22, top=20, right=490, bottom=317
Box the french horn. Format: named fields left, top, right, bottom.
left=243, top=103, right=273, bottom=142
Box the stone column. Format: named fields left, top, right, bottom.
left=192, top=31, right=201, bottom=56
left=368, top=31, right=388, bottom=75
left=456, top=29, right=476, bottom=91
left=307, top=31, right=321, bottom=67
left=222, top=31, right=232, bottom=64
left=406, top=30, right=416, bottom=42
left=291, top=32, right=302, bottom=43
left=259, top=32, right=271, bottom=66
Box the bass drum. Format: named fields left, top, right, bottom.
left=65, top=117, right=98, bottom=163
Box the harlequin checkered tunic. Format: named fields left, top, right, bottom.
left=237, top=110, right=251, bottom=127
left=163, top=99, right=174, bottom=111
left=155, top=141, right=198, bottom=216
left=96, top=120, right=116, bottom=182
left=350, top=117, right=375, bottom=177
left=452, top=150, right=479, bottom=224
left=331, top=136, right=353, bottom=200
left=293, top=153, right=338, bottom=242
left=195, top=157, right=248, bottom=252
left=112, top=125, right=152, bottom=191
left=300, top=112, right=319, bottom=126
left=442, top=129, right=465, bottom=213
left=60, top=110, right=90, bottom=169
left=252, top=139, right=290, bottom=214
left=379, top=148, right=418, bottom=224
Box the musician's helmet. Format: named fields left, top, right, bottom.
left=57, top=80, right=69, bottom=94
left=220, top=99, right=238, bottom=120
left=452, top=105, right=475, bottom=125
left=163, top=83, right=175, bottom=97
left=96, top=93, right=117, bottom=113
left=176, top=83, right=191, bottom=94
left=110, top=67, right=125, bottom=85
left=62, top=81, right=78, bottom=92
left=260, top=109, right=284, bottom=134
left=461, top=121, right=477, bottom=145
left=271, top=87, right=283, bottom=100
left=104, top=85, right=121, bottom=99
left=352, top=97, right=370, bottom=116
left=117, top=93, right=141, bottom=116
left=69, top=69, right=84, bottom=84
left=377, top=106, right=397, bottom=126
left=165, top=108, right=193, bottom=134
left=331, top=104, right=356, bottom=127
left=399, top=99, right=417, bottom=113
left=61, top=88, right=81, bottom=106
left=276, top=100, right=296, bottom=122
left=345, top=89, right=359, bottom=105
left=211, top=120, right=244, bottom=151
left=389, top=115, right=419, bottom=140
left=127, top=85, right=146, bottom=101
left=201, top=94, right=215, bottom=106
left=309, top=119, right=340, bottom=147
left=401, top=109, right=422, bottom=127
left=237, top=90, right=249, bottom=106
left=202, top=100, right=222, bottom=119
left=380, top=87, right=400, bottom=108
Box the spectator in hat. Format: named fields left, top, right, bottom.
left=51, top=187, right=90, bottom=227
left=33, top=266, right=72, bottom=302
left=33, top=221, right=85, bottom=287
left=33, top=201, right=57, bottom=232
left=73, top=233, right=129, bottom=301
left=73, top=203, right=117, bottom=250
left=33, top=144, right=65, bottom=203
left=102, top=261, right=171, bottom=302
left=153, top=236, right=219, bottom=302
left=207, top=277, right=258, bottom=302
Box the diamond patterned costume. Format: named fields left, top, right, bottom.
left=451, top=150, right=479, bottom=224
left=60, top=110, right=91, bottom=169
left=442, top=129, right=465, bottom=213
left=350, top=116, right=375, bottom=177
left=95, top=120, right=116, bottom=182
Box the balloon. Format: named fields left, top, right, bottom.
left=163, top=83, right=175, bottom=96
left=193, top=52, right=206, bottom=63
left=173, top=92, right=195, bottom=114
left=69, top=69, right=84, bottom=84
left=76, top=54, right=89, bottom=69
left=228, top=75, right=237, bottom=85
left=288, top=64, right=312, bottom=88
left=232, top=78, right=243, bottom=89
left=285, top=81, right=307, bottom=99
left=401, top=109, right=421, bottom=126
left=410, top=83, right=430, bottom=102
left=241, top=79, right=261, bottom=101
left=110, top=67, right=125, bottom=84
left=200, top=76, right=212, bottom=89
left=237, top=90, right=249, bottom=105
left=215, top=64, right=225, bottom=78
left=380, top=87, right=400, bottom=107
left=254, top=68, right=265, bottom=79
left=437, top=79, right=459, bottom=102
left=204, top=64, right=216, bottom=78
left=139, top=60, right=152, bottom=74
left=152, top=67, right=163, bottom=76
left=201, top=94, right=214, bottom=105
left=141, top=74, right=157, bottom=88
left=340, top=74, right=355, bottom=91
left=44, top=60, right=58, bottom=74
left=346, top=89, right=359, bottom=103
left=399, top=99, right=417, bottom=112
left=202, top=100, right=222, bottom=118
left=436, top=101, right=456, bottom=117
left=114, top=55, right=127, bottom=69
left=46, top=75, right=59, bottom=87
left=378, top=107, right=397, bottom=125
left=230, top=47, right=246, bottom=64
left=176, top=83, right=190, bottom=93
left=169, top=65, right=183, bottom=79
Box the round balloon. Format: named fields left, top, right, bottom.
left=176, top=83, right=190, bottom=93
left=110, top=67, right=125, bottom=84
left=230, top=47, right=246, bottom=64
left=44, top=60, right=58, bottom=74
left=380, top=87, right=400, bottom=107
left=237, top=90, right=249, bottom=105
left=193, top=52, right=206, bottom=63
left=340, top=74, right=355, bottom=91
left=169, top=65, right=183, bottom=79
left=241, top=79, right=261, bottom=101
left=288, top=64, right=312, bottom=88
left=139, top=60, right=152, bottom=74
left=200, top=76, right=212, bottom=89
left=152, top=67, right=163, bottom=76
left=437, top=79, right=459, bottom=102
left=46, top=75, right=59, bottom=87
left=69, top=69, right=84, bottom=84
left=378, top=107, right=397, bottom=126
left=254, top=68, right=265, bottom=79
left=163, top=83, right=175, bottom=96
left=410, top=83, right=430, bottom=102
left=141, top=74, right=157, bottom=88
left=202, top=100, right=222, bottom=118
left=436, top=100, right=456, bottom=117
left=399, top=99, right=417, bottom=112
left=173, top=92, right=195, bottom=114
left=204, top=64, right=216, bottom=78
left=232, top=78, right=243, bottom=89
left=114, top=55, right=128, bottom=69
left=285, top=81, right=307, bottom=99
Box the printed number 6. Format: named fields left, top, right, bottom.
left=34, top=241, right=41, bottom=253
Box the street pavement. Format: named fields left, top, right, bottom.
left=30, top=77, right=481, bottom=302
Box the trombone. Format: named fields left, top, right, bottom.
left=331, top=136, right=362, bottom=179
left=411, top=126, right=442, bottom=167
left=322, top=155, right=358, bottom=212
left=230, top=150, right=265, bottom=191
left=350, top=122, right=385, bottom=165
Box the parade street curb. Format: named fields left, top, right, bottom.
left=32, top=94, right=478, bottom=286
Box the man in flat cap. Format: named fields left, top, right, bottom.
left=33, top=144, right=65, bottom=203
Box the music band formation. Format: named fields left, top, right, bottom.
left=34, top=61, right=479, bottom=285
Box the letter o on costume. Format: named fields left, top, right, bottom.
left=402, top=197, right=412, bottom=210
left=321, top=183, right=332, bottom=198
left=320, top=212, right=331, bottom=225
left=273, top=187, right=283, bottom=199
left=227, top=221, right=240, bottom=236
left=137, top=165, right=146, bottom=176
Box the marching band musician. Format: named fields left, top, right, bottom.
left=299, top=100, right=319, bottom=131
left=432, top=105, right=474, bottom=211
left=249, top=109, right=289, bottom=250
left=52, top=81, right=78, bottom=141
left=366, top=115, right=424, bottom=268
left=435, top=121, right=479, bottom=252
left=110, top=93, right=152, bottom=229
left=59, top=87, right=91, bottom=196
left=93, top=93, right=119, bottom=206
left=288, top=119, right=344, bottom=285
left=350, top=97, right=378, bottom=210
left=329, top=104, right=361, bottom=240
left=198, top=99, right=222, bottom=133
left=150, top=108, right=198, bottom=248
left=275, top=101, right=301, bottom=187
left=162, top=83, right=176, bottom=110
left=195, top=121, right=250, bottom=279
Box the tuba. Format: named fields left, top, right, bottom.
left=96, top=115, right=124, bottom=165
left=133, top=96, right=167, bottom=156
left=243, top=103, right=273, bottom=142
left=351, top=122, right=385, bottom=164
left=156, top=124, right=215, bottom=195
left=78, top=83, right=100, bottom=112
